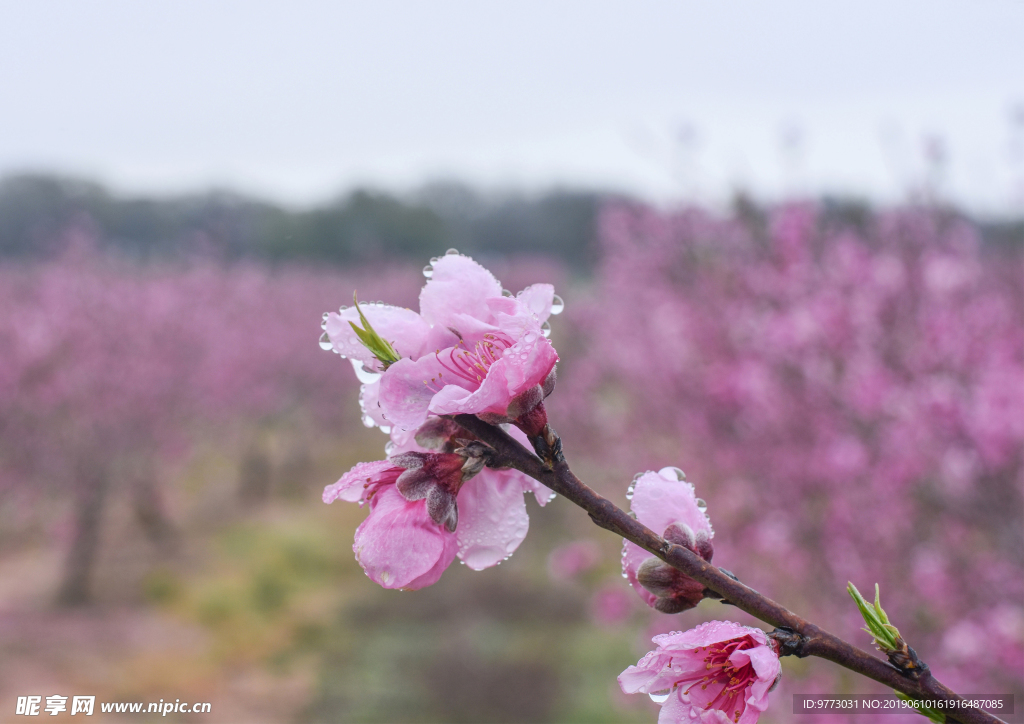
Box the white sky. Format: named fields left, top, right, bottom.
left=1, top=0, right=1022, bottom=214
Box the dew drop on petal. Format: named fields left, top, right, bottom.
left=423, top=265, right=434, bottom=278
left=446, top=248, right=459, bottom=255
left=319, top=332, right=333, bottom=350
left=379, top=425, right=391, bottom=434
left=351, top=362, right=382, bottom=384
left=550, top=294, right=565, bottom=315
left=362, top=414, right=376, bottom=428
left=541, top=321, right=551, bottom=338
left=502, top=288, right=514, bottom=298
left=649, top=691, right=671, bottom=704
left=695, top=499, right=707, bottom=512
left=658, top=466, right=686, bottom=481
left=384, top=441, right=396, bottom=456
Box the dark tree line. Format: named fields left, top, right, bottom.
left=1, top=174, right=1019, bottom=266
left=0, top=175, right=601, bottom=266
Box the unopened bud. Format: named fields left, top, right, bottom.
left=636, top=557, right=706, bottom=613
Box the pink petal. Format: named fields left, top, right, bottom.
left=631, top=470, right=713, bottom=542
left=419, top=254, right=503, bottom=328
left=352, top=485, right=457, bottom=589
left=378, top=354, right=450, bottom=430
left=359, top=380, right=391, bottom=429
left=516, top=283, right=555, bottom=322
left=323, top=459, right=397, bottom=504
left=732, top=646, right=782, bottom=715
left=324, top=304, right=430, bottom=369
left=447, top=311, right=504, bottom=342
left=652, top=621, right=755, bottom=650
left=657, top=689, right=730, bottom=724
left=454, top=468, right=530, bottom=570
left=404, top=532, right=461, bottom=590
left=617, top=651, right=671, bottom=693
left=622, top=542, right=658, bottom=607
left=499, top=331, right=559, bottom=395
left=428, top=361, right=511, bottom=418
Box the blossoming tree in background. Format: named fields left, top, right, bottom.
left=569, top=203, right=1024, bottom=710
left=0, top=240, right=417, bottom=604
left=319, top=240, right=1018, bottom=723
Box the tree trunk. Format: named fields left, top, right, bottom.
left=132, top=476, right=179, bottom=550
left=57, top=466, right=108, bottom=606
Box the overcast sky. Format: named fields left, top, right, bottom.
left=2, top=0, right=1022, bottom=213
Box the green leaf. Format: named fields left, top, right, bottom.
left=894, top=691, right=946, bottom=723
left=847, top=582, right=901, bottom=651
left=348, top=293, right=401, bottom=369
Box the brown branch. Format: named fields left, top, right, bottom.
left=451, top=414, right=1006, bottom=724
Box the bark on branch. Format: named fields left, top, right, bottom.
left=451, top=414, right=1005, bottom=724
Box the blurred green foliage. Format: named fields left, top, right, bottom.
left=0, top=175, right=600, bottom=266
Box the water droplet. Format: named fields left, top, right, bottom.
left=423, top=265, right=434, bottom=278
left=649, top=690, right=671, bottom=704
left=362, top=414, right=376, bottom=428
left=633, top=472, right=644, bottom=481
left=384, top=441, right=396, bottom=456
left=541, top=321, right=551, bottom=338
left=318, top=332, right=333, bottom=350
left=430, top=256, right=440, bottom=264
left=550, top=294, right=565, bottom=315
left=379, top=425, right=391, bottom=434
left=321, top=311, right=331, bottom=323
left=350, top=358, right=382, bottom=384
left=446, top=248, right=459, bottom=255
left=695, top=498, right=707, bottom=512
left=501, top=288, right=514, bottom=298
left=658, top=466, right=686, bottom=481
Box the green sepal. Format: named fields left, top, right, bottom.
left=348, top=293, right=401, bottom=369
left=847, top=582, right=901, bottom=652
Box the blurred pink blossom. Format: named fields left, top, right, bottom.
left=547, top=539, right=601, bottom=581
left=563, top=202, right=1024, bottom=704
left=590, top=584, right=634, bottom=627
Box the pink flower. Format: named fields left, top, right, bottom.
left=622, top=468, right=714, bottom=613
left=323, top=421, right=554, bottom=588
left=323, top=458, right=458, bottom=589
left=321, top=251, right=560, bottom=434
left=618, top=621, right=781, bottom=724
